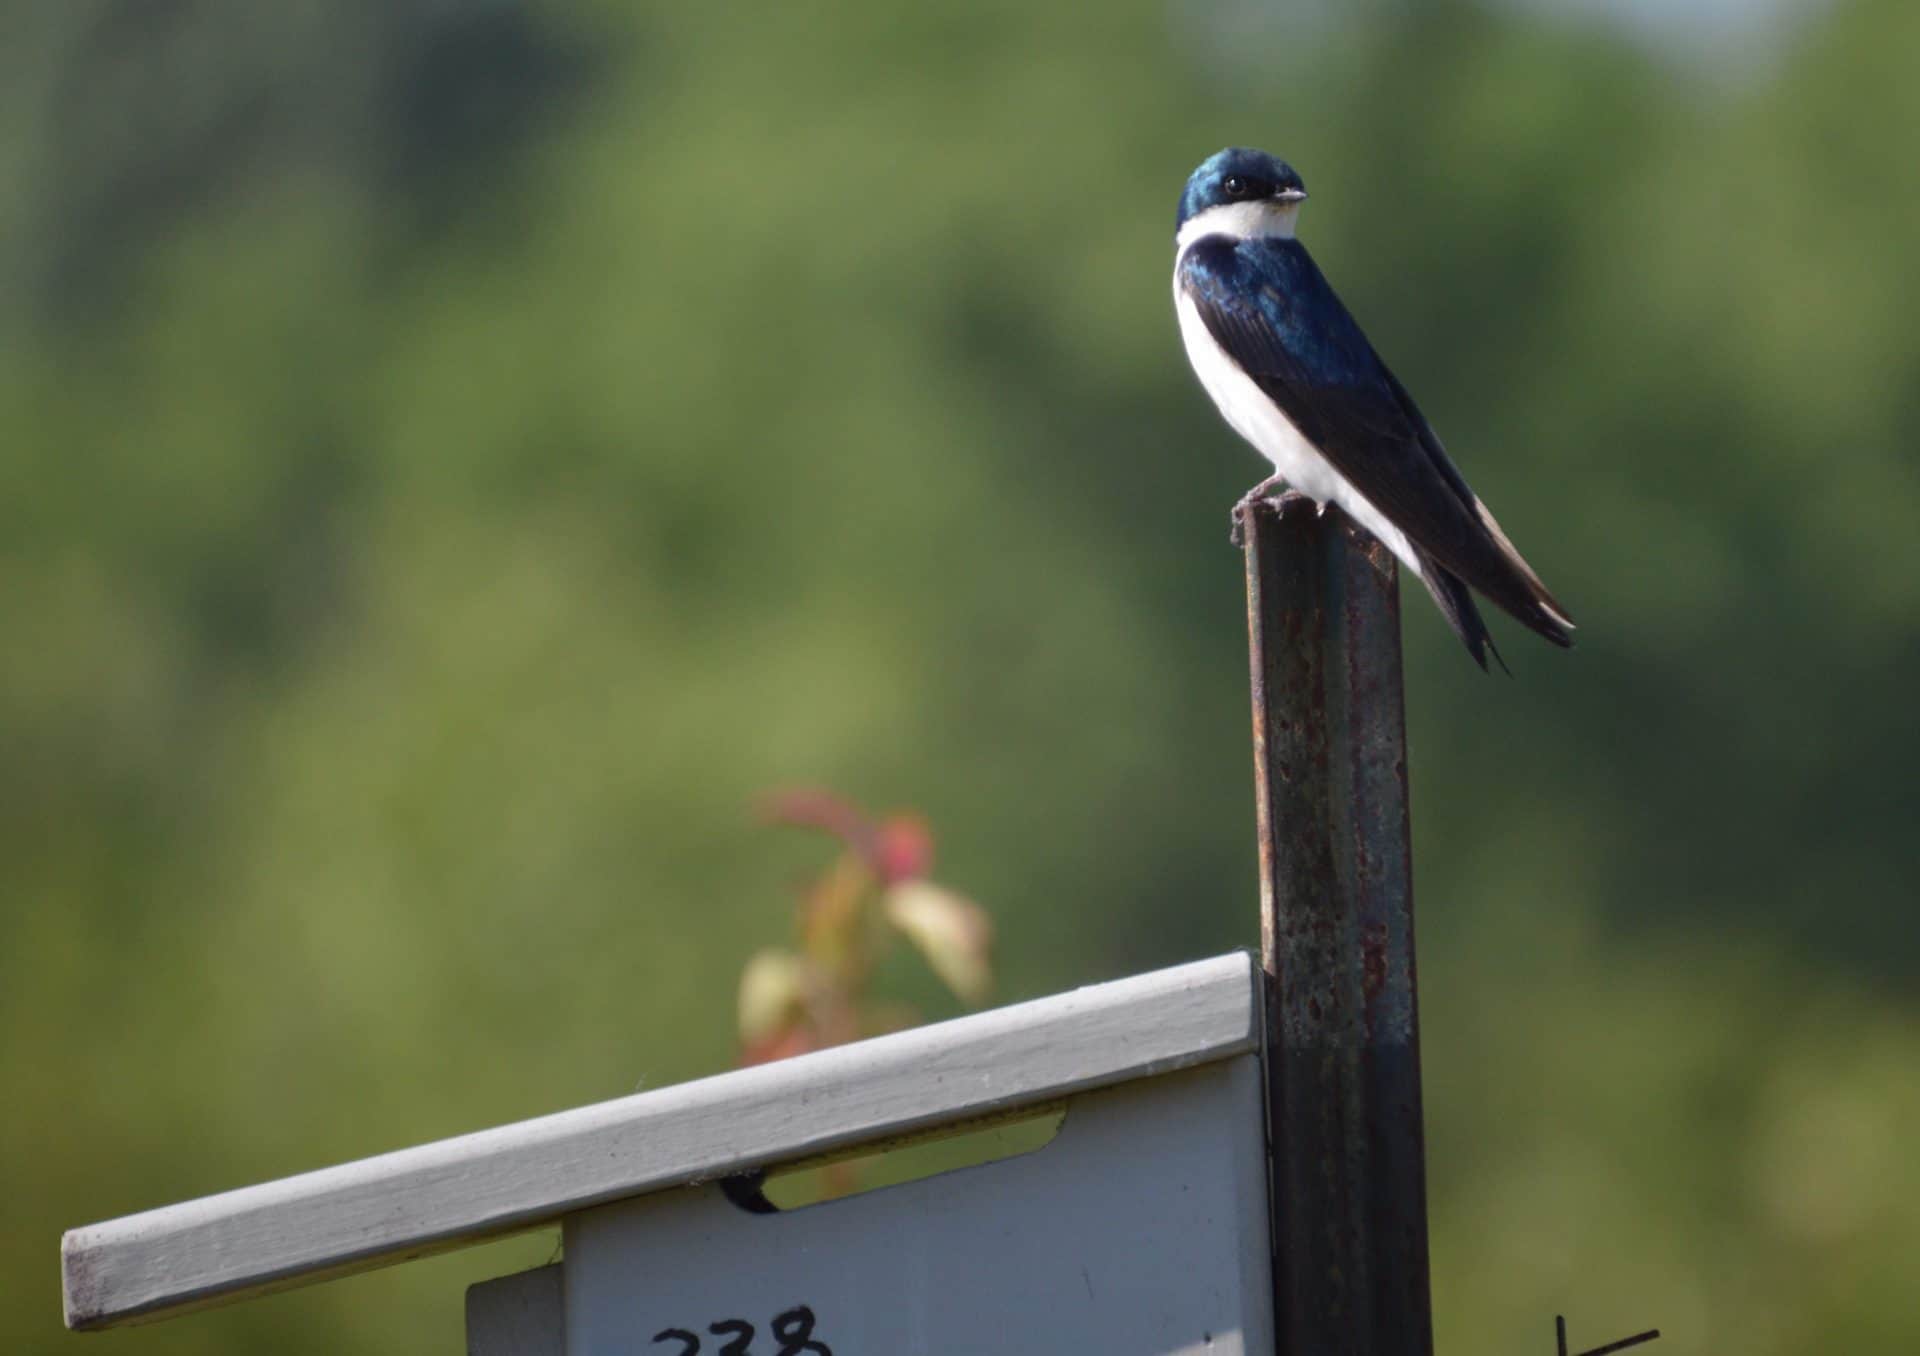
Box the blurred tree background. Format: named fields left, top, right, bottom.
left=4, top=0, right=1917, bottom=1351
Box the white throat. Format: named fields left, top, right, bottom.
left=1174, top=200, right=1299, bottom=256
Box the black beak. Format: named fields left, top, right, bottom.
left=1275, top=187, right=1308, bottom=204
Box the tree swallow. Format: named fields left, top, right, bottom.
left=1173, top=147, right=1574, bottom=669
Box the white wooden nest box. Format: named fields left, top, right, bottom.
left=62, top=953, right=1270, bottom=1354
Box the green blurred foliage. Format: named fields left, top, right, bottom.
left=4, top=0, right=1917, bottom=1352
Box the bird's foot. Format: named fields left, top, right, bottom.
left=1229, top=475, right=1292, bottom=547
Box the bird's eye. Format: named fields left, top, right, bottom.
left=1223, top=175, right=1248, bottom=198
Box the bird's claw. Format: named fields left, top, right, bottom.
left=1229, top=480, right=1290, bottom=547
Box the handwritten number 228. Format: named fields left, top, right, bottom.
left=653, top=1304, right=831, bottom=1355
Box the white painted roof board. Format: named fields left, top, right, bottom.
left=63, top=952, right=1259, bottom=1331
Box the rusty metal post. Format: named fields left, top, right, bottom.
left=1242, top=492, right=1433, bottom=1356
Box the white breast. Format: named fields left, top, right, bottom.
left=1172, top=255, right=1421, bottom=580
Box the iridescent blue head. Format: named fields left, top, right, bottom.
left=1175, top=147, right=1308, bottom=237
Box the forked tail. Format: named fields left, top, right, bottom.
left=1414, top=551, right=1508, bottom=674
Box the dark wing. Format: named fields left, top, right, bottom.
left=1180, top=235, right=1571, bottom=651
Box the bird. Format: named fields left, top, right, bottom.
left=1172, top=146, right=1574, bottom=670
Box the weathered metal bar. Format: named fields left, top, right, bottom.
left=1242, top=492, right=1433, bottom=1356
